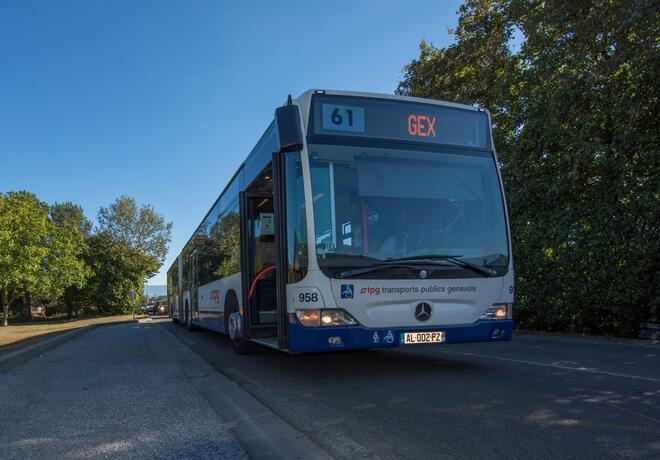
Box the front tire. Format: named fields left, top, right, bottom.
left=225, top=299, right=253, bottom=355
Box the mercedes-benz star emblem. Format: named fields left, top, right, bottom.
left=415, top=302, right=432, bottom=322
left=419, top=270, right=427, bottom=279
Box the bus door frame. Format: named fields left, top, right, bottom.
left=239, top=178, right=287, bottom=348
left=240, top=190, right=273, bottom=332
left=272, top=152, right=289, bottom=350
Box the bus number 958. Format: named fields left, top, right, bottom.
left=299, top=292, right=318, bottom=303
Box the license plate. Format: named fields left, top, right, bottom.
left=401, top=331, right=446, bottom=345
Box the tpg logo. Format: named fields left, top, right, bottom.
left=340, top=284, right=354, bottom=299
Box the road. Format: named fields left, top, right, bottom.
left=164, top=320, right=660, bottom=459
left=0, top=321, right=245, bottom=459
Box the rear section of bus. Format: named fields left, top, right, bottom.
left=285, top=91, right=513, bottom=353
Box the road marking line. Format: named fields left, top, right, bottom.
left=440, top=350, right=660, bottom=383
left=601, top=400, right=660, bottom=424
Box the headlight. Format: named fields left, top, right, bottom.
left=321, top=309, right=357, bottom=326
left=296, top=309, right=357, bottom=327
left=296, top=310, right=320, bottom=327
left=480, top=303, right=512, bottom=320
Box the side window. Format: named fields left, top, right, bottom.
left=285, top=152, right=308, bottom=283
left=214, top=204, right=241, bottom=278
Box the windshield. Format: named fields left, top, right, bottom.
left=309, top=143, right=509, bottom=277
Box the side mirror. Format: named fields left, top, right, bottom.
left=275, top=98, right=303, bottom=153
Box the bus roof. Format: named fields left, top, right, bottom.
left=293, top=89, right=486, bottom=114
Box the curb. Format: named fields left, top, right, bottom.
left=0, top=319, right=138, bottom=373
left=159, top=324, right=334, bottom=460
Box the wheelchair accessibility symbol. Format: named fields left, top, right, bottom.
left=383, top=330, right=394, bottom=344
left=340, top=284, right=354, bottom=299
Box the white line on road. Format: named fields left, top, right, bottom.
left=440, top=350, right=660, bottom=383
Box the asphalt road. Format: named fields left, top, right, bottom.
left=164, top=320, right=660, bottom=460
left=0, top=321, right=246, bottom=459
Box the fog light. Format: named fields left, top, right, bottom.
left=328, top=336, right=343, bottom=346
left=492, top=328, right=502, bottom=338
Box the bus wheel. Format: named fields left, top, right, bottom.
left=227, top=308, right=253, bottom=354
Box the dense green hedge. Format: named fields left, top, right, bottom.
left=397, top=0, right=658, bottom=336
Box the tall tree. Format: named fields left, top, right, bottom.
left=91, top=196, right=172, bottom=311
left=397, top=0, right=519, bottom=153
left=398, top=0, right=659, bottom=335
left=45, top=203, right=92, bottom=317
left=0, top=192, right=50, bottom=326
left=85, top=232, right=154, bottom=314
left=97, top=196, right=172, bottom=275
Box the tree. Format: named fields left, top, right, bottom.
left=397, top=0, right=519, bottom=153
left=97, top=196, right=172, bottom=273
left=92, top=196, right=172, bottom=311
left=398, top=0, right=659, bottom=335
left=51, top=202, right=93, bottom=237
left=0, top=192, right=50, bottom=326
left=85, top=232, right=154, bottom=314
left=47, top=203, right=92, bottom=318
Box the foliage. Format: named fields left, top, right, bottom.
left=51, top=202, right=93, bottom=237
left=398, top=0, right=659, bottom=336
left=0, top=192, right=51, bottom=325
left=39, top=205, right=90, bottom=302
left=0, top=193, right=172, bottom=323
left=97, top=195, right=172, bottom=273
left=50, top=202, right=93, bottom=318
left=85, top=232, right=155, bottom=314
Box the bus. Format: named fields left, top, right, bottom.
left=167, top=90, right=513, bottom=354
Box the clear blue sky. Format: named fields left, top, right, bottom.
left=0, top=0, right=463, bottom=285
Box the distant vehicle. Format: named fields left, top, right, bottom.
left=142, top=303, right=157, bottom=315
left=155, top=302, right=168, bottom=316
left=168, top=90, right=513, bottom=354
left=143, top=302, right=167, bottom=316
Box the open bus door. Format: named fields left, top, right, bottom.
left=239, top=157, right=289, bottom=350
left=237, top=99, right=302, bottom=352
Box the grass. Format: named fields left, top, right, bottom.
left=0, top=314, right=138, bottom=353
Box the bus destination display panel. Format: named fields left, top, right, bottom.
left=312, top=95, right=490, bottom=150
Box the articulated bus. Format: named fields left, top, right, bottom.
left=167, top=90, right=513, bottom=354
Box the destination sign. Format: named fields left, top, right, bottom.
left=311, top=95, right=490, bottom=149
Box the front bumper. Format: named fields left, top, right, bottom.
left=287, top=318, right=513, bottom=353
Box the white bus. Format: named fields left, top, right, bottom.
left=167, top=90, right=513, bottom=353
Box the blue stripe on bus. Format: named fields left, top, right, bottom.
left=287, top=319, right=513, bottom=354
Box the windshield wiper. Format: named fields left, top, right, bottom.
left=335, top=254, right=496, bottom=279
left=384, top=254, right=496, bottom=276
left=337, top=263, right=435, bottom=279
